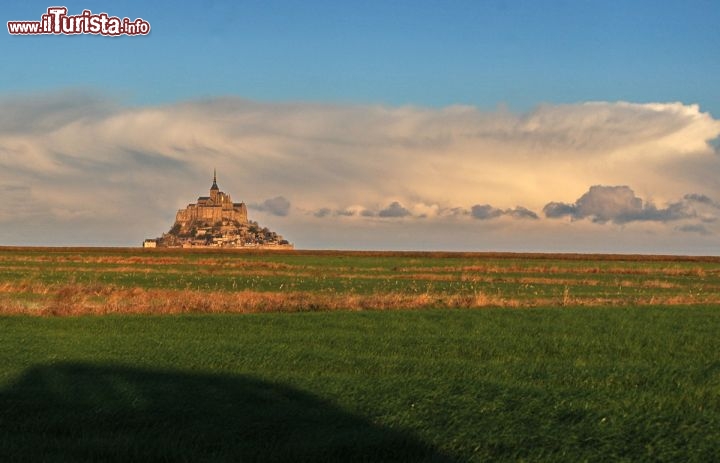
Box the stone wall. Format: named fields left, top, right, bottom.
left=175, top=201, right=248, bottom=226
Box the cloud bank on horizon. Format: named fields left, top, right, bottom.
left=1, top=91, right=719, bottom=253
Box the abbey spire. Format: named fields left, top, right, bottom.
left=210, top=169, right=220, bottom=202
left=211, top=169, right=219, bottom=191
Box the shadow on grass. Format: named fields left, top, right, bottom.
left=0, top=363, right=456, bottom=462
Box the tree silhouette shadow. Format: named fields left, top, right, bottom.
left=0, top=363, right=457, bottom=462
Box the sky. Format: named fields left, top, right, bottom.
left=2, top=0, right=720, bottom=253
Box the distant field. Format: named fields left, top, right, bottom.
left=1, top=247, right=718, bottom=461
left=1, top=247, right=720, bottom=315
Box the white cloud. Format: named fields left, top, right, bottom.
left=1, top=90, right=720, bottom=251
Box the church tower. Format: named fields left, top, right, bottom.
left=210, top=169, right=220, bottom=202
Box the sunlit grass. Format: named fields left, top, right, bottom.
left=1, top=248, right=719, bottom=314
left=1, top=248, right=718, bottom=460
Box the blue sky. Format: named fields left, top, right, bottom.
left=3, top=0, right=719, bottom=113
left=2, top=1, right=720, bottom=252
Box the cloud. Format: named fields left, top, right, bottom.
left=250, top=196, right=291, bottom=216
left=471, top=204, right=538, bottom=220
left=0, top=90, right=116, bottom=135
left=710, top=136, right=720, bottom=154
left=1, top=90, right=720, bottom=251
left=684, top=193, right=720, bottom=209
left=310, top=206, right=369, bottom=218
left=378, top=201, right=411, bottom=218
left=543, top=202, right=577, bottom=218
left=509, top=207, right=539, bottom=220
left=313, top=207, right=332, bottom=218
left=0, top=184, right=39, bottom=221
left=676, top=224, right=711, bottom=235
left=544, top=185, right=696, bottom=224
left=439, top=207, right=469, bottom=217
left=470, top=204, right=503, bottom=220
left=313, top=202, right=536, bottom=221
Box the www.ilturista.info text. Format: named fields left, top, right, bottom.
left=7, top=7, right=150, bottom=36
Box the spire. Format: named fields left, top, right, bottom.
left=211, top=168, right=219, bottom=191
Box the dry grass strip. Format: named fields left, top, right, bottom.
left=1, top=282, right=719, bottom=317
left=0, top=284, right=520, bottom=316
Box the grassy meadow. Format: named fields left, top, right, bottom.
left=1, top=247, right=720, bottom=314
left=1, top=247, right=719, bottom=461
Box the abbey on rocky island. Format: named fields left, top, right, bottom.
left=144, top=171, right=292, bottom=249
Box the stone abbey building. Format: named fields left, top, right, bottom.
left=145, top=171, right=291, bottom=249
left=174, top=170, right=249, bottom=225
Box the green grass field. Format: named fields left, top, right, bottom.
left=1, top=248, right=719, bottom=461
left=2, top=248, right=720, bottom=314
